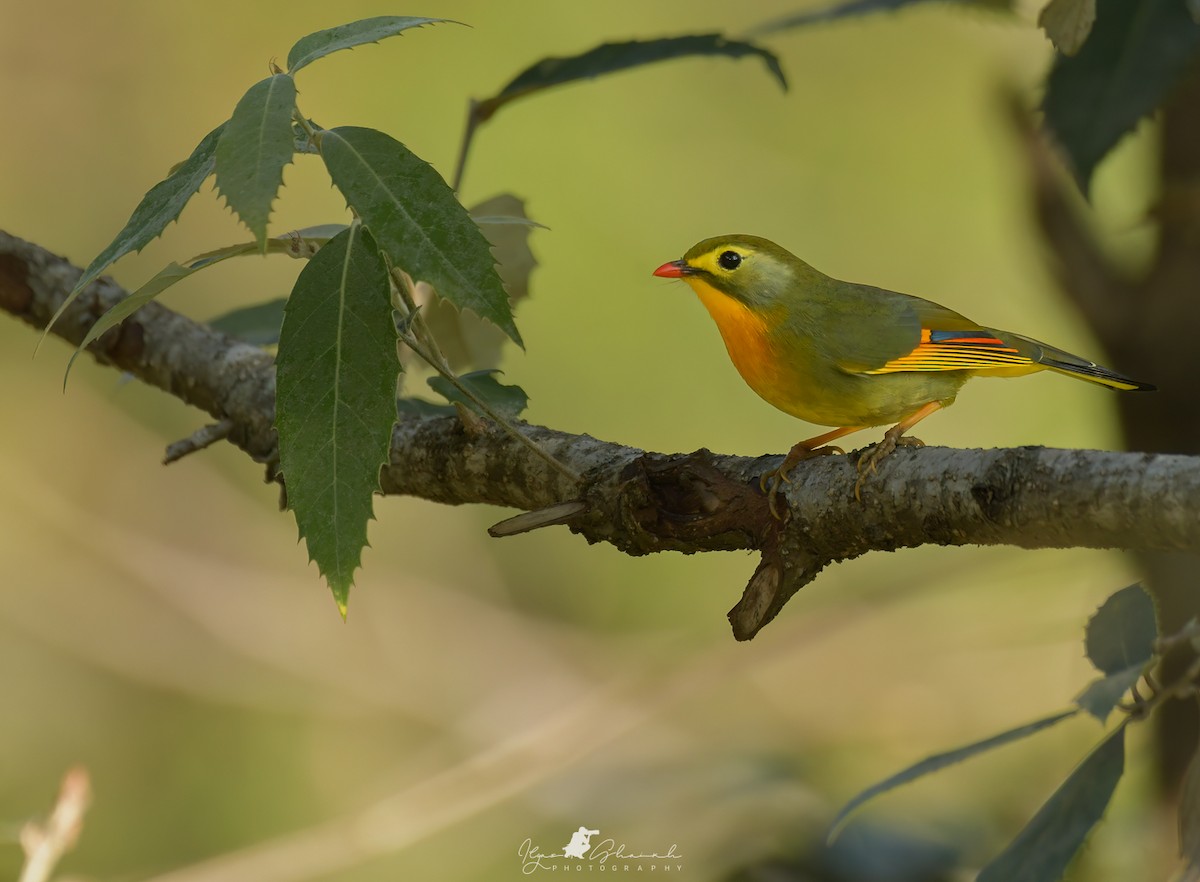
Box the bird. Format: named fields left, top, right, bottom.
left=652, top=234, right=1154, bottom=516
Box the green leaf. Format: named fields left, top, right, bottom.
left=224, top=223, right=347, bottom=263
left=208, top=298, right=287, bottom=345
left=1071, top=585, right=1158, bottom=722
left=1085, top=584, right=1158, bottom=675
left=64, top=262, right=193, bottom=381
left=1038, top=0, right=1097, bottom=55
left=187, top=242, right=268, bottom=268
left=286, top=16, right=447, bottom=73
left=1042, top=0, right=1200, bottom=193
left=829, top=709, right=1079, bottom=840
left=320, top=126, right=521, bottom=345
left=977, top=724, right=1126, bottom=882
left=747, top=0, right=1013, bottom=35
left=277, top=223, right=349, bottom=246
left=474, top=33, right=787, bottom=123
left=1074, top=665, right=1147, bottom=722
left=275, top=224, right=399, bottom=612
left=472, top=215, right=549, bottom=229
left=398, top=371, right=529, bottom=419
left=65, top=222, right=346, bottom=376
left=824, top=825, right=959, bottom=881
left=45, top=122, right=225, bottom=339
left=400, top=369, right=528, bottom=420
left=294, top=121, right=322, bottom=155
left=215, top=74, right=297, bottom=250
left=395, top=396, right=458, bottom=418
left=64, top=239, right=263, bottom=381
left=429, top=370, right=529, bottom=417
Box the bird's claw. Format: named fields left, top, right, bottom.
left=761, top=444, right=845, bottom=520
left=853, top=434, right=923, bottom=502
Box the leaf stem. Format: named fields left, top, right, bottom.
left=389, top=266, right=577, bottom=482
left=292, top=106, right=321, bottom=145
left=450, top=99, right=480, bottom=193
left=390, top=268, right=448, bottom=372
left=396, top=320, right=580, bottom=483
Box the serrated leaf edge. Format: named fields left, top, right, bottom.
left=214, top=74, right=297, bottom=250
left=322, top=128, right=521, bottom=344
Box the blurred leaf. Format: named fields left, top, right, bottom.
left=275, top=225, right=399, bottom=613
left=286, top=16, right=447, bottom=74
left=320, top=126, right=521, bottom=345
left=977, top=724, right=1126, bottom=882
left=1042, top=0, right=1200, bottom=193
left=1038, top=0, right=1097, bottom=55
left=829, top=709, right=1078, bottom=840
left=473, top=215, right=549, bottom=229
left=1191, top=0, right=1200, bottom=23
left=215, top=74, right=296, bottom=250
left=1072, top=585, right=1158, bottom=721
left=821, top=823, right=959, bottom=882
left=208, top=298, right=287, bottom=345
left=47, top=122, right=225, bottom=339
left=1085, top=584, right=1158, bottom=675
left=748, top=0, right=1013, bottom=35
left=429, top=370, right=529, bottom=417
left=474, top=33, right=787, bottom=123
left=395, top=396, right=458, bottom=418
left=1074, top=665, right=1147, bottom=722
left=1176, top=739, right=1200, bottom=882
left=417, top=195, right=539, bottom=371
left=474, top=194, right=538, bottom=317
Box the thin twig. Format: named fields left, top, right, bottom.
left=390, top=266, right=580, bottom=483
left=164, top=420, right=235, bottom=464
left=398, top=327, right=580, bottom=482
left=18, top=767, right=91, bottom=882
left=4, top=229, right=1200, bottom=641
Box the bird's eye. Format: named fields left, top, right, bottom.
left=718, top=250, right=742, bottom=271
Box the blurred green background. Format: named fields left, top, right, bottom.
left=0, top=1, right=1168, bottom=879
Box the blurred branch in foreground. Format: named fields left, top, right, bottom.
left=18, top=766, right=91, bottom=882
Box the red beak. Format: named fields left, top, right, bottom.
left=652, top=259, right=690, bottom=279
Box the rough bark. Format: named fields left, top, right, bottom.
left=3, top=229, right=1198, bottom=641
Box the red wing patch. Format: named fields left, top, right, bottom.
left=865, top=329, right=1033, bottom=374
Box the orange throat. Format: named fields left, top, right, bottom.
left=686, top=278, right=781, bottom=401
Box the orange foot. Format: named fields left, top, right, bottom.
left=761, top=443, right=846, bottom=521
left=854, top=433, right=925, bottom=501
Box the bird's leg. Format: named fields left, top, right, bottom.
left=854, top=401, right=944, bottom=501
left=761, top=425, right=864, bottom=519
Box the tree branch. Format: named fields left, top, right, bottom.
left=3, top=230, right=1197, bottom=640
